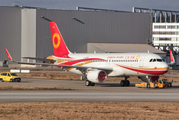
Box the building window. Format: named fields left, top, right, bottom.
left=153, top=32, right=176, bottom=35
left=159, top=38, right=171, bottom=41
left=153, top=38, right=159, bottom=41
left=167, top=26, right=176, bottom=29
left=154, top=25, right=166, bottom=29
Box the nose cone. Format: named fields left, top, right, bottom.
left=159, top=62, right=169, bottom=75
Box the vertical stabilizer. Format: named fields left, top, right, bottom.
left=49, top=22, right=71, bottom=56
left=169, top=50, right=175, bottom=65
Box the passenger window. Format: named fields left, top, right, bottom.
left=153, top=59, right=156, bottom=62
left=149, top=59, right=153, bottom=62
left=8, top=73, right=11, bottom=76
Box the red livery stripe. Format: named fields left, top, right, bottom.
left=116, top=64, right=168, bottom=75
left=59, top=58, right=105, bottom=66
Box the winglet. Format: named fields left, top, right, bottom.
left=169, top=50, right=175, bottom=65
left=4, top=48, right=13, bottom=61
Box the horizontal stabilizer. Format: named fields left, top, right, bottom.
left=5, top=48, right=13, bottom=61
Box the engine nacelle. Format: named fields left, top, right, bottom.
left=87, top=70, right=107, bottom=83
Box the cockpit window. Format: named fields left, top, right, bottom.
left=149, top=58, right=165, bottom=62
left=157, top=59, right=162, bottom=62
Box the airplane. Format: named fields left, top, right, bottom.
left=5, top=16, right=175, bottom=87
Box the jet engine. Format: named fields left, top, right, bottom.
left=87, top=70, right=107, bottom=83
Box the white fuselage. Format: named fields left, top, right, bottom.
left=49, top=52, right=169, bottom=77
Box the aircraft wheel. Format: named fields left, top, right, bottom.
left=85, top=80, right=91, bottom=86
left=126, top=80, right=130, bottom=86
left=91, top=82, right=95, bottom=86
left=147, top=84, right=150, bottom=88
left=120, top=80, right=125, bottom=86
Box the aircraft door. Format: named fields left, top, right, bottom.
left=106, top=58, right=111, bottom=66
left=139, top=55, right=146, bottom=68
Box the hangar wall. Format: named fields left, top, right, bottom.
left=0, top=7, right=151, bottom=63
left=0, top=7, right=21, bottom=62
left=36, top=9, right=151, bottom=58
left=21, top=9, right=36, bottom=61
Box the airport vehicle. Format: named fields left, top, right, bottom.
left=0, top=72, right=21, bottom=82
left=135, top=78, right=172, bottom=88
left=135, top=82, right=149, bottom=88
left=4, top=17, right=175, bottom=87
left=156, top=78, right=172, bottom=88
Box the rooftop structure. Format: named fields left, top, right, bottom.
left=133, top=7, right=179, bottom=53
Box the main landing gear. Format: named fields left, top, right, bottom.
left=81, top=75, right=96, bottom=86
left=85, top=80, right=95, bottom=86
left=120, top=77, right=130, bottom=86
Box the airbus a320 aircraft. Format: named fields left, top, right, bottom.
left=5, top=17, right=175, bottom=87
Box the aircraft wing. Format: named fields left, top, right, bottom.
left=5, top=48, right=113, bottom=74
left=22, top=57, right=56, bottom=63
left=16, top=61, right=112, bottom=73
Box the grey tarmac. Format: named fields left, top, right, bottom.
left=0, top=78, right=179, bottom=103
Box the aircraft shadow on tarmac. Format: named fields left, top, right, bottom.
left=168, top=86, right=179, bottom=88
left=96, top=83, right=135, bottom=87
left=96, top=83, right=179, bottom=88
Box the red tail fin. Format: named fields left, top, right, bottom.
left=169, top=50, right=175, bottom=65
left=49, top=22, right=70, bottom=56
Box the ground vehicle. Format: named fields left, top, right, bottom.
left=0, top=72, right=21, bottom=82
left=135, top=82, right=149, bottom=88
left=156, top=79, right=172, bottom=88
left=135, top=79, right=172, bottom=88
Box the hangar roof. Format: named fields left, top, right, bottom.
left=88, top=43, right=165, bottom=54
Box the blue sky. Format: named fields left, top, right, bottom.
left=0, top=0, right=179, bottom=11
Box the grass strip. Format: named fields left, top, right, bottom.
left=0, top=102, right=179, bottom=119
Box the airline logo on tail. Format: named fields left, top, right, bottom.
left=50, top=22, right=70, bottom=56
left=53, top=33, right=61, bottom=49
